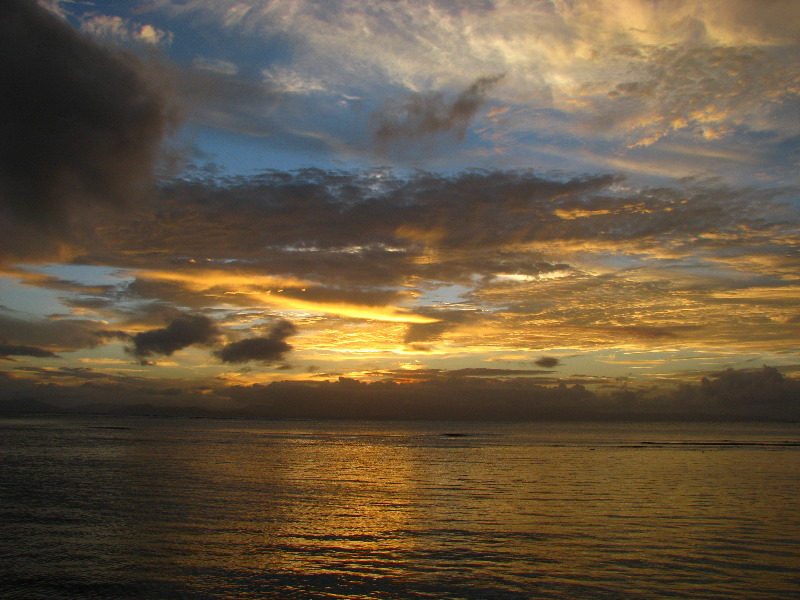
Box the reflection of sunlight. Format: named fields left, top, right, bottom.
left=162, top=426, right=421, bottom=577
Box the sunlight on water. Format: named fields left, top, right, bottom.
left=1, top=418, right=799, bottom=599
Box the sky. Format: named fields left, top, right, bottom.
left=1, top=0, right=800, bottom=419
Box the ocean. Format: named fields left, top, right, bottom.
left=1, top=416, right=799, bottom=599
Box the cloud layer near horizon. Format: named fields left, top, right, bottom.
left=3, top=364, right=799, bottom=422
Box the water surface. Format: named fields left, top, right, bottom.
left=2, top=417, right=799, bottom=599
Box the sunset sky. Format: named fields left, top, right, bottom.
left=1, top=0, right=799, bottom=415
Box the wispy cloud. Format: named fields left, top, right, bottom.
left=372, top=74, right=504, bottom=155
left=80, top=14, right=174, bottom=46
left=140, top=0, right=800, bottom=173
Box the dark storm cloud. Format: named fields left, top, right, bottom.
left=0, top=342, right=59, bottom=359
left=372, top=75, right=504, bottom=148
left=535, top=356, right=561, bottom=368
left=214, top=320, right=297, bottom=364
left=0, top=0, right=177, bottom=261
left=128, top=313, right=218, bottom=360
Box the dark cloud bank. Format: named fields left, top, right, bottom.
left=2, top=366, right=799, bottom=422
left=226, top=366, right=800, bottom=421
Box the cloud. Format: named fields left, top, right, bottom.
left=143, top=0, right=800, bottom=168
left=127, top=269, right=439, bottom=323
left=3, top=357, right=798, bottom=421
left=404, top=309, right=479, bottom=344
left=192, top=57, right=239, bottom=76
left=0, top=311, right=111, bottom=352
left=3, top=165, right=798, bottom=359
left=80, top=14, right=174, bottom=46
left=6, top=167, right=786, bottom=354
left=595, top=326, right=684, bottom=340
left=0, top=266, right=115, bottom=295
left=0, top=342, right=59, bottom=360
left=128, top=313, right=219, bottom=361
left=86, top=168, right=621, bottom=278
left=442, top=368, right=556, bottom=378
left=172, top=65, right=285, bottom=137
left=0, top=367, right=232, bottom=412
left=0, top=0, right=177, bottom=219
left=214, top=319, right=297, bottom=364
left=701, top=366, right=799, bottom=405
left=591, top=44, right=800, bottom=148
left=535, top=356, right=561, bottom=368
left=93, top=330, right=131, bottom=342
left=0, top=1, right=796, bottom=418
left=62, top=297, right=117, bottom=311
left=373, top=75, right=504, bottom=151
left=0, top=0, right=178, bottom=261
left=674, top=366, right=800, bottom=417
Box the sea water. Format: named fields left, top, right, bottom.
left=1, top=416, right=799, bottom=599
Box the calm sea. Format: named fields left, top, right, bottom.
left=1, top=416, right=799, bottom=599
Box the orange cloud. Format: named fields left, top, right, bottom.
left=134, top=269, right=439, bottom=324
